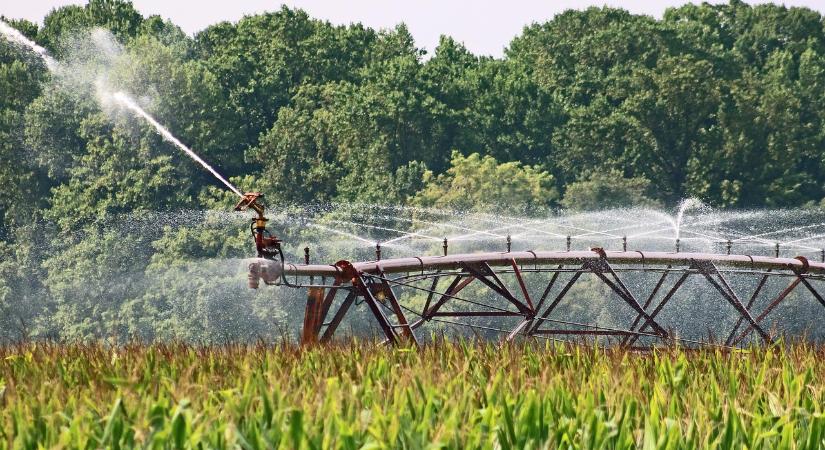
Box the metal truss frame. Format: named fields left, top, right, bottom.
left=282, top=250, right=825, bottom=348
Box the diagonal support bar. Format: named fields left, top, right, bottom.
left=726, top=272, right=771, bottom=345
left=376, top=269, right=419, bottom=346
left=461, top=263, right=531, bottom=315
left=627, top=267, right=671, bottom=333
left=594, top=265, right=667, bottom=337
left=528, top=269, right=584, bottom=335
left=320, top=291, right=357, bottom=343
left=733, top=277, right=801, bottom=345
left=510, top=259, right=535, bottom=312
left=358, top=275, right=400, bottom=346
left=626, top=272, right=690, bottom=346
left=423, top=275, right=475, bottom=319
left=697, top=262, right=771, bottom=343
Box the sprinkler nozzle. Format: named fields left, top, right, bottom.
left=506, top=235, right=512, bottom=252
left=234, top=192, right=267, bottom=222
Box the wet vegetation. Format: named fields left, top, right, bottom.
left=2, top=341, right=825, bottom=448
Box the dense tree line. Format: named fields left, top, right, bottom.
left=1, top=0, right=824, bottom=341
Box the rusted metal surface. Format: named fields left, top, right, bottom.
left=282, top=250, right=825, bottom=278
left=271, top=249, right=825, bottom=348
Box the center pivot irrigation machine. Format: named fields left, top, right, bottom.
left=234, top=193, right=825, bottom=349
left=4, top=12, right=820, bottom=350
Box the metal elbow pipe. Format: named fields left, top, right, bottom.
left=247, top=258, right=284, bottom=289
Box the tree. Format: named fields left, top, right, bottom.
left=44, top=113, right=190, bottom=231
left=194, top=7, right=378, bottom=151
left=411, top=151, right=557, bottom=213
left=617, top=55, right=722, bottom=201
left=560, top=170, right=661, bottom=210
left=0, top=19, right=50, bottom=230
left=39, top=0, right=144, bottom=53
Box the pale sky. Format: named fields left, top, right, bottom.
left=4, top=0, right=825, bottom=57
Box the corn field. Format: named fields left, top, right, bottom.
left=1, top=341, right=824, bottom=449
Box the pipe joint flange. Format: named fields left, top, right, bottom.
left=793, top=256, right=810, bottom=274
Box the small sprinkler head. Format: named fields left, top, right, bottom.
left=775, top=242, right=780, bottom=258
left=375, top=242, right=382, bottom=261
left=443, top=238, right=448, bottom=256
left=726, top=240, right=732, bottom=255
left=304, top=246, right=310, bottom=265
left=675, top=238, right=681, bottom=253
left=566, top=236, right=571, bottom=252
left=506, top=235, right=512, bottom=252
left=622, top=236, right=627, bottom=252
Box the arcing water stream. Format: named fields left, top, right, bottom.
left=0, top=20, right=57, bottom=70
left=1, top=20, right=244, bottom=199
left=111, top=92, right=245, bottom=198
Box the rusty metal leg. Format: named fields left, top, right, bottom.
left=505, top=319, right=533, bottom=342
left=626, top=272, right=690, bottom=346
left=301, top=287, right=325, bottom=345
left=377, top=270, right=419, bottom=346
left=358, top=275, right=400, bottom=346
left=320, top=291, right=357, bottom=343
left=733, top=277, right=802, bottom=345
left=725, top=272, right=771, bottom=345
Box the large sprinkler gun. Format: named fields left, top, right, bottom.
left=234, top=192, right=284, bottom=288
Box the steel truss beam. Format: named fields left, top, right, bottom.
left=291, top=250, right=825, bottom=348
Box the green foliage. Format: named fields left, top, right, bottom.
left=561, top=170, right=660, bottom=210
left=412, top=151, right=557, bottom=213
left=2, top=342, right=825, bottom=448
left=45, top=114, right=190, bottom=231
left=39, top=0, right=144, bottom=53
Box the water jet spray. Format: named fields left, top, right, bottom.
left=0, top=21, right=58, bottom=71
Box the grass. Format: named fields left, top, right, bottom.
left=1, top=340, right=824, bottom=449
